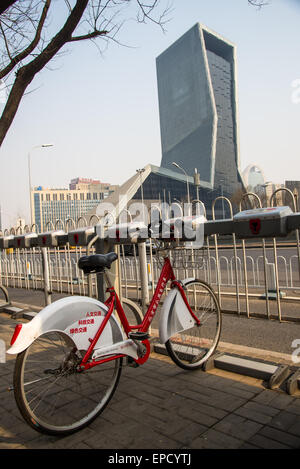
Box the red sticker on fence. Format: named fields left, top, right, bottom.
left=249, top=218, right=261, bottom=235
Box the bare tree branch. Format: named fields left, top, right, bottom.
left=248, top=0, right=269, bottom=7
left=0, top=0, right=51, bottom=79
left=68, top=29, right=108, bottom=42
left=0, top=0, right=90, bottom=145
left=0, top=0, right=172, bottom=147
left=136, top=0, right=172, bottom=31
left=0, top=1, right=267, bottom=148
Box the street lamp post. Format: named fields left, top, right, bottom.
left=136, top=168, right=146, bottom=221
left=28, top=144, right=53, bottom=227
left=135, top=167, right=149, bottom=311
left=172, top=162, right=190, bottom=213
left=136, top=168, right=145, bottom=204
left=194, top=168, right=200, bottom=201
left=219, top=179, right=225, bottom=219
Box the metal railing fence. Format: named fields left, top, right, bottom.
left=1, top=190, right=300, bottom=322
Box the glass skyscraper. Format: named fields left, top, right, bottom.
left=91, top=24, right=245, bottom=221
left=157, top=23, right=243, bottom=198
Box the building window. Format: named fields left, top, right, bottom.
left=60, top=194, right=64, bottom=201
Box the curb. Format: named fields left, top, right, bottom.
left=1, top=304, right=37, bottom=321
left=153, top=343, right=299, bottom=395
left=2, top=305, right=25, bottom=319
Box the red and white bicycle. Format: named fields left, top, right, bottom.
left=7, top=242, right=221, bottom=436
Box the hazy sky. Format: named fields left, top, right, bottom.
left=0, top=0, right=299, bottom=229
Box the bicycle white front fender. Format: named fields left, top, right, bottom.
left=159, top=278, right=196, bottom=344
left=7, top=296, right=126, bottom=356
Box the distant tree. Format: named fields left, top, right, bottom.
left=230, top=187, right=246, bottom=208
left=0, top=0, right=268, bottom=147
left=230, top=185, right=265, bottom=211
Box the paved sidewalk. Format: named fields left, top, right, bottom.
left=1, top=311, right=300, bottom=450
left=4, top=286, right=300, bottom=358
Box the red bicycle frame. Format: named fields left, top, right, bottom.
left=79, top=256, right=200, bottom=370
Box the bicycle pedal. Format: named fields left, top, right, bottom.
left=128, top=331, right=150, bottom=341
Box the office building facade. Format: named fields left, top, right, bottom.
left=285, top=181, right=300, bottom=210
left=92, top=24, right=245, bottom=221
left=32, top=178, right=118, bottom=232
left=149, top=23, right=244, bottom=213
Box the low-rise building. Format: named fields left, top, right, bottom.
left=31, top=178, right=118, bottom=232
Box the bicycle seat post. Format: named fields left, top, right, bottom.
left=103, top=270, right=113, bottom=289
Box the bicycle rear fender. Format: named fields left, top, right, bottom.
left=159, top=278, right=196, bottom=344
left=7, top=296, right=125, bottom=355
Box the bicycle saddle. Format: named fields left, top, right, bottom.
left=78, top=252, right=118, bottom=274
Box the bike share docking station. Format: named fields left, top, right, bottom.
left=151, top=205, right=300, bottom=394
left=0, top=205, right=300, bottom=393
left=205, top=205, right=300, bottom=238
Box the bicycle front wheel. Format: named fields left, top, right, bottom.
left=165, top=279, right=222, bottom=370
left=13, top=331, right=122, bottom=436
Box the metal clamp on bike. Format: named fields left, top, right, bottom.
left=128, top=331, right=150, bottom=358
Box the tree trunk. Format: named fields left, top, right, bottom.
left=0, top=69, right=34, bottom=145
left=0, top=0, right=17, bottom=16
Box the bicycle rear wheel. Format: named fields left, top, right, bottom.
left=165, top=279, right=221, bottom=370
left=13, top=331, right=122, bottom=436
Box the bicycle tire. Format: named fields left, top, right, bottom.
left=165, top=279, right=222, bottom=370
left=13, top=331, right=122, bottom=436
